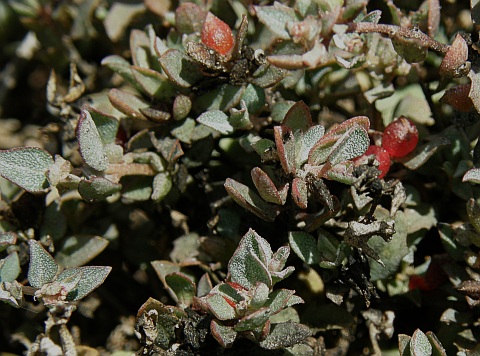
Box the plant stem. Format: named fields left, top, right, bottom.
left=347, top=22, right=450, bottom=55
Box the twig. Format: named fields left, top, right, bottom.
left=347, top=22, right=450, bottom=55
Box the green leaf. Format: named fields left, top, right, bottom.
left=0, top=147, right=53, bottom=192
left=108, top=89, right=150, bottom=121
left=327, top=126, right=369, bottom=166
left=86, top=107, right=120, bottom=145
left=205, top=293, right=237, bottom=320
left=55, top=235, right=109, bottom=269
left=228, top=229, right=272, bottom=290
left=78, top=177, right=122, bottom=203
left=297, top=125, right=325, bottom=166
left=76, top=110, right=109, bottom=171
left=197, top=110, right=234, bottom=135
left=0, top=232, right=17, bottom=253
left=410, top=329, right=432, bottom=356
left=101, top=55, right=138, bottom=87
left=165, top=272, right=196, bottom=308
left=369, top=209, right=409, bottom=281
left=274, top=125, right=296, bottom=174
left=282, top=101, right=313, bottom=132
left=151, top=173, right=172, bottom=202
left=251, top=167, right=286, bottom=205
left=288, top=231, right=320, bottom=265
left=159, top=49, right=203, bottom=88
left=463, top=168, right=480, bottom=184
left=224, top=178, right=280, bottom=222
left=259, top=322, right=311, bottom=350
left=255, top=3, right=298, bottom=40
left=0, top=252, right=20, bottom=283
left=130, top=66, right=173, bottom=99
left=210, top=320, right=237, bottom=348
left=234, top=307, right=271, bottom=331
left=57, top=266, right=112, bottom=301
left=194, top=84, right=245, bottom=112
left=136, top=298, right=186, bottom=350
left=28, top=240, right=58, bottom=288
left=264, top=289, right=300, bottom=315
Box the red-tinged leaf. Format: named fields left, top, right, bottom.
left=321, top=116, right=370, bottom=141
left=251, top=167, right=286, bottom=205
left=211, top=320, right=237, bottom=348
left=274, top=125, right=296, bottom=174
left=439, top=34, right=469, bottom=78
left=291, top=177, right=308, bottom=209
left=224, top=178, right=280, bottom=222
left=201, top=12, right=234, bottom=56
left=440, top=84, right=474, bottom=112
left=282, top=101, right=312, bottom=132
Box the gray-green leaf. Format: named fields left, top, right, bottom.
left=0, top=147, right=53, bottom=192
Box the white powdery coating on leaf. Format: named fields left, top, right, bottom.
left=28, top=240, right=58, bottom=289
left=57, top=266, right=112, bottom=301
left=77, top=110, right=109, bottom=171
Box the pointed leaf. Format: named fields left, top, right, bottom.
left=282, top=101, right=312, bottom=132
left=159, top=49, right=204, bottom=88
left=410, top=329, right=432, bottom=356
left=224, top=178, right=280, bottom=222
left=255, top=3, right=298, bottom=40
left=28, top=240, right=58, bottom=288
left=205, top=293, right=237, bottom=320
left=151, top=173, right=172, bottom=202
left=76, top=110, right=109, bottom=171
left=274, top=125, right=296, bottom=174
left=78, top=177, right=122, bottom=203
left=108, top=89, right=149, bottom=121
left=57, top=266, right=112, bottom=301
left=210, top=320, right=237, bottom=348
left=251, top=167, right=284, bottom=205
left=0, top=252, right=20, bottom=283
left=130, top=66, right=173, bottom=99
left=228, top=249, right=271, bottom=290
left=234, top=307, right=271, bottom=331
left=197, top=110, right=234, bottom=135
left=327, top=126, right=369, bottom=165
left=0, top=147, right=53, bottom=192
left=86, top=107, right=119, bottom=145
left=291, top=177, right=308, bottom=209
left=297, top=125, right=325, bottom=166
left=259, top=322, right=311, bottom=350
left=55, top=235, right=109, bottom=269
left=165, top=272, right=196, bottom=308
left=288, top=231, right=320, bottom=265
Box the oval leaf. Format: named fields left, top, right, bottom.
left=288, top=231, right=320, bottom=265
left=55, top=235, right=110, bottom=269
left=197, top=110, right=234, bottom=135
left=78, top=177, right=122, bottom=203
left=76, top=110, right=109, bottom=171
left=251, top=167, right=284, bottom=205
left=0, top=147, right=53, bottom=192
left=224, top=178, right=280, bottom=222
left=165, top=272, right=196, bottom=308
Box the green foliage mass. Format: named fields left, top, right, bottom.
left=0, top=0, right=479, bottom=354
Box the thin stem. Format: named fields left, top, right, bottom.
left=347, top=22, right=450, bottom=55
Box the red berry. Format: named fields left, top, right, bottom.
left=382, top=116, right=419, bottom=159
left=354, top=145, right=391, bottom=178
left=201, top=12, right=234, bottom=56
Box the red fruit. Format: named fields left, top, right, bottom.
left=201, top=12, right=234, bottom=55
left=355, top=145, right=391, bottom=178
left=382, top=116, right=419, bottom=159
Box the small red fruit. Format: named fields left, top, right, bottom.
left=382, top=116, right=419, bottom=159
left=201, top=12, right=234, bottom=56
left=355, top=145, right=391, bottom=178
